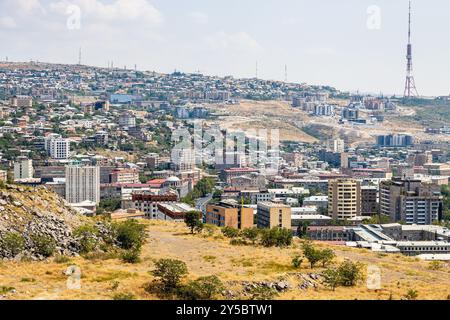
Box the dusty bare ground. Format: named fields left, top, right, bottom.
left=0, top=221, right=449, bottom=300
left=204, top=100, right=450, bottom=146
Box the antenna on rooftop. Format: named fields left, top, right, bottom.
left=78, top=47, right=82, bottom=65
left=255, top=61, right=258, bottom=79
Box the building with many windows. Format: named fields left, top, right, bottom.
left=65, top=166, right=100, bottom=205
left=14, top=157, right=34, bottom=180
left=48, top=138, right=71, bottom=160
left=379, top=178, right=442, bottom=225
left=132, top=194, right=178, bottom=219
left=257, top=202, right=291, bottom=229
left=328, top=179, right=361, bottom=220
left=206, top=200, right=254, bottom=229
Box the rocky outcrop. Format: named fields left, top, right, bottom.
left=0, top=184, right=85, bottom=260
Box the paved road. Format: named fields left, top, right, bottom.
left=196, top=194, right=213, bottom=212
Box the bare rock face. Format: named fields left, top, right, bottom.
left=0, top=185, right=86, bottom=260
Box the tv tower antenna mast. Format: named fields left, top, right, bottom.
left=284, top=64, right=288, bottom=83
left=404, top=0, right=419, bottom=98
left=78, top=47, right=82, bottom=65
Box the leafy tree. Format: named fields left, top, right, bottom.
left=152, top=259, right=188, bottom=291
left=212, top=189, right=223, bottom=199
left=114, top=220, right=146, bottom=250
left=184, top=211, right=204, bottom=234
left=322, top=268, right=341, bottom=291
left=296, top=222, right=310, bottom=238
left=302, top=242, right=324, bottom=268
left=320, top=249, right=336, bottom=267
left=336, top=260, right=364, bottom=287
left=98, top=198, right=122, bottom=213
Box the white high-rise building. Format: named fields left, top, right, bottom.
left=49, top=138, right=71, bottom=159
left=65, top=166, right=100, bottom=204
left=14, top=158, right=34, bottom=180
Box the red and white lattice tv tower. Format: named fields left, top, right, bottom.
left=404, top=0, right=419, bottom=98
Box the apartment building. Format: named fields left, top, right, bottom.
left=206, top=200, right=254, bottom=229
left=257, top=202, right=291, bottom=229
left=110, top=168, right=140, bottom=184
left=328, top=179, right=361, bottom=220
left=132, top=194, right=178, bottom=219
left=65, top=166, right=100, bottom=204
left=380, top=178, right=442, bottom=224
left=14, top=157, right=34, bottom=180
left=10, top=95, right=32, bottom=108
left=49, top=138, right=71, bottom=160
left=361, top=186, right=378, bottom=216
left=118, top=112, right=136, bottom=128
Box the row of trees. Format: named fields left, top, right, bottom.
left=184, top=211, right=293, bottom=248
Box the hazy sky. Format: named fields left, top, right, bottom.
left=0, top=0, right=449, bottom=96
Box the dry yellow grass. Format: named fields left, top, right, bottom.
left=203, top=100, right=450, bottom=145
left=0, top=220, right=449, bottom=300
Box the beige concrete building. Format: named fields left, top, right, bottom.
left=206, top=200, right=254, bottom=229
left=257, top=202, right=291, bottom=229
left=328, top=179, right=361, bottom=220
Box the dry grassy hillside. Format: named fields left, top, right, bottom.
left=204, top=100, right=450, bottom=146
left=1, top=220, right=449, bottom=300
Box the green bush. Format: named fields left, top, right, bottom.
left=322, top=260, right=364, bottom=290
left=241, top=228, right=260, bottom=244
left=114, top=220, right=146, bottom=250
left=292, top=255, right=303, bottom=269
left=152, top=259, right=188, bottom=291
left=322, top=268, right=341, bottom=291
left=121, top=249, right=141, bottom=264
left=404, top=289, right=418, bottom=300
left=202, top=224, right=218, bottom=237
left=0, top=232, right=25, bottom=256
left=74, top=224, right=99, bottom=254
left=261, top=228, right=293, bottom=247
left=113, top=292, right=136, bottom=300
left=180, top=275, right=224, bottom=300
left=0, top=286, right=15, bottom=295
left=54, top=255, right=72, bottom=264
left=247, top=286, right=278, bottom=300
left=222, top=227, right=240, bottom=238
left=31, top=234, right=56, bottom=257
left=335, top=260, right=364, bottom=287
